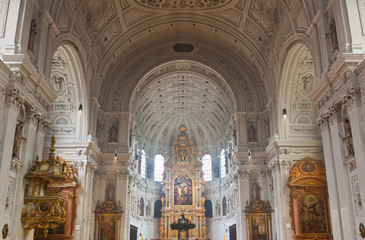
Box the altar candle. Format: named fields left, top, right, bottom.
left=224, top=235, right=226, bottom=240
left=141, top=235, right=143, bottom=240
left=156, top=233, right=158, bottom=239
left=209, top=233, right=211, bottom=238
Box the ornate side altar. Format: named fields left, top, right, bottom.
left=288, top=157, right=332, bottom=240
left=244, top=200, right=272, bottom=240
left=160, top=126, right=207, bottom=240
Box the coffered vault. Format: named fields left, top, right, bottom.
left=130, top=61, right=236, bottom=154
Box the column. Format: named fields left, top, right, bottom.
left=328, top=106, right=355, bottom=237
left=11, top=107, right=39, bottom=239
left=0, top=88, right=24, bottom=228
left=74, top=160, right=97, bottom=240
left=235, top=112, right=247, bottom=151
left=33, top=115, right=48, bottom=161
left=345, top=89, right=365, bottom=226
left=317, top=115, right=343, bottom=239
left=237, top=169, right=249, bottom=239
left=117, top=168, right=129, bottom=240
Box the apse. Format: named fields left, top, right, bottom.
left=130, top=60, right=236, bottom=155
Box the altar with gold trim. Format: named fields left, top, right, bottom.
left=159, top=126, right=207, bottom=240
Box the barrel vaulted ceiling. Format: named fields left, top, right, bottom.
left=44, top=0, right=317, bottom=153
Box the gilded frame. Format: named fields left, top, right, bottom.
left=172, top=174, right=195, bottom=207
left=296, top=193, right=331, bottom=238
left=248, top=213, right=269, bottom=240
left=98, top=214, right=117, bottom=240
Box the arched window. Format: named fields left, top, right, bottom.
left=202, top=154, right=212, bottom=181
left=220, top=149, right=226, bottom=178
left=140, top=150, right=146, bottom=179
left=222, top=197, right=227, bottom=216
left=154, top=200, right=162, bottom=218
left=154, top=154, right=164, bottom=182
left=205, top=200, right=213, bottom=218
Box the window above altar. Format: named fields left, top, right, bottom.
left=154, top=154, right=164, bottom=182
left=202, top=154, right=212, bottom=181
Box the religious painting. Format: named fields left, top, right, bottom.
left=99, top=214, right=117, bottom=240
left=300, top=161, right=316, bottom=173
left=250, top=213, right=268, bottom=240
left=299, top=194, right=327, bottom=234
left=174, top=175, right=193, bottom=205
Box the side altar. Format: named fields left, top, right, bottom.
left=160, top=126, right=207, bottom=240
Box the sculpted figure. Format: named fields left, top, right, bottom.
left=105, top=182, right=115, bottom=201
left=329, top=19, right=339, bottom=54
left=109, top=124, right=118, bottom=142
left=28, top=19, right=38, bottom=53
left=12, top=121, right=26, bottom=157
left=342, top=118, right=354, bottom=156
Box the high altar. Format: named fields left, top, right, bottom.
left=160, top=126, right=207, bottom=240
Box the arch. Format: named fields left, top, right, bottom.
left=47, top=44, right=89, bottom=141
left=154, top=200, right=162, bottom=218
left=277, top=43, right=319, bottom=140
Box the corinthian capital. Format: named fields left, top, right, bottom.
left=5, top=88, right=24, bottom=113
left=327, top=105, right=341, bottom=126
left=317, top=113, right=329, bottom=134
left=37, top=115, right=50, bottom=133
left=343, top=87, right=361, bottom=111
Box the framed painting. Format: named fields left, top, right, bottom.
left=299, top=194, right=327, bottom=234
left=98, top=214, right=117, bottom=240
left=174, top=175, right=193, bottom=205
left=249, top=213, right=269, bottom=240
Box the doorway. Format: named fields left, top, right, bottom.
left=130, top=225, right=138, bottom=240
left=229, top=224, right=237, bottom=240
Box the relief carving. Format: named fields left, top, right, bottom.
left=137, top=0, right=230, bottom=9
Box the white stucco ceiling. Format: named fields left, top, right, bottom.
left=131, top=61, right=235, bottom=154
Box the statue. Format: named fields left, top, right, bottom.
left=248, top=122, right=256, bottom=142
left=28, top=19, right=39, bottom=53
left=105, top=182, right=115, bottom=201
left=109, top=124, right=118, bottom=142
left=252, top=181, right=261, bottom=200
left=329, top=19, right=339, bottom=54
left=341, top=118, right=354, bottom=156
left=12, top=120, right=26, bottom=158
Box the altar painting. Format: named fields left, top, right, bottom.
left=250, top=213, right=268, bottom=240
left=99, top=214, right=117, bottom=240
left=299, top=194, right=327, bottom=233
left=174, top=175, right=193, bottom=205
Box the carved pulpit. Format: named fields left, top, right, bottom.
left=160, top=125, right=207, bottom=240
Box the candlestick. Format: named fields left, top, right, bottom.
left=156, top=233, right=158, bottom=239
left=224, top=235, right=226, bottom=240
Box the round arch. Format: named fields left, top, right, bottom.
left=47, top=44, right=89, bottom=141
left=277, top=43, right=319, bottom=140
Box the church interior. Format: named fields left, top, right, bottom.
left=0, top=0, right=365, bottom=239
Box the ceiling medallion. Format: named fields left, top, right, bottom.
left=137, top=0, right=230, bottom=9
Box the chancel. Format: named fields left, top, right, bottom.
left=0, top=1, right=365, bottom=240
